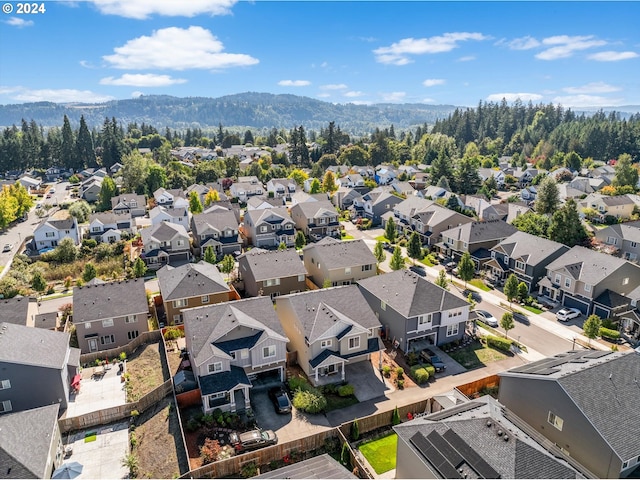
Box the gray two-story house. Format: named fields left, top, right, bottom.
left=595, top=221, right=640, bottom=262
left=140, top=222, right=191, bottom=269
left=87, top=212, right=135, bottom=243
left=237, top=248, right=307, bottom=298
left=303, top=237, right=376, bottom=288
left=290, top=200, right=340, bottom=241
left=111, top=194, right=147, bottom=217
left=242, top=207, right=296, bottom=248
left=191, top=209, right=241, bottom=258
left=183, top=297, right=288, bottom=414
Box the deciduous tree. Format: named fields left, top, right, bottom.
left=435, top=269, right=449, bottom=290
left=583, top=314, right=601, bottom=345
left=389, top=246, right=405, bottom=271
left=295, top=231, right=306, bottom=250
left=132, top=257, right=147, bottom=278
left=374, top=241, right=386, bottom=264
left=189, top=191, right=203, bottom=214
left=219, top=254, right=235, bottom=282
left=98, top=176, right=118, bottom=212
left=457, top=252, right=475, bottom=289
left=500, top=312, right=515, bottom=339
left=504, top=274, right=519, bottom=308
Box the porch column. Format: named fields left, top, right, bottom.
left=315, top=368, right=319, bottom=383
left=244, top=387, right=251, bottom=409
left=341, top=362, right=345, bottom=381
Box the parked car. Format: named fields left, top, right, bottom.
left=419, top=348, right=446, bottom=372
left=2, top=244, right=12, bottom=253
left=382, top=242, right=394, bottom=252
left=49, top=188, right=56, bottom=193
left=462, top=289, right=482, bottom=302
left=476, top=310, right=499, bottom=327
left=230, top=429, right=278, bottom=452
left=444, top=262, right=457, bottom=273
left=556, top=307, right=581, bottom=322
left=409, top=265, right=426, bottom=277
left=268, top=386, right=292, bottom=414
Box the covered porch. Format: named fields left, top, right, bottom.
left=199, top=366, right=252, bottom=414
left=308, top=352, right=346, bottom=387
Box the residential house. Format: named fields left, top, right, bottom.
left=462, top=195, right=501, bottom=221
left=391, top=181, right=415, bottom=197
left=361, top=189, right=403, bottom=226
left=32, top=211, right=80, bottom=251
left=337, top=173, right=365, bottom=189
left=230, top=182, right=264, bottom=202
left=485, top=231, right=570, bottom=291
left=506, top=202, right=532, bottom=224
left=275, top=286, right=383, bottom=386
left=242, top=207, right=296, bottom=248
left=153, top=187, right=189, bottom=209
left=418, top=185, right=451, bottom=201
left=238, top=175, right=262, bottom=185
left=45, top=166, right=71, bottom=182
left=557, top=183, right=586, bottom=202
left=520, top=185, right=537, bottom=202
left=140, top=222, right=191, bottom=269
left=33, top=312, right=61, bottom=331
left=111, top=194, right=147, bottom=217
left=266, top=178, right=297, bottom=199
left=374, top=165, right=398, bottom=185
left=80, top=176, right=103, bottom=203
left=238, top=248, right=307, bottom=298
left=579, top=193, right=635, bottom=221
left=110, top=162, right=123, bottom=175
left=394, top=395, right=580, bottom=479
left=246, top=195, right=284, bottom=211
left=499, top=350, right=640, bottom=478
left=303, top=238, right=376, bottom=288
left=72, top=278, right=148, bottom=353
left=439, top=220, right=518, bottom=269
left=407, top=203, right=473, bottom=248
left=184, top=184, right=229, bottom=209
left=0, top=296, right=39, bottom=327
left=398, top=165, right=418, bottom=177
left=17, top=175, right=41, bottom=192
left=291, top=191, right=327, bottom=206
left=150, top=205, right=191, bottom=232
left=0, top=322, right=80, bottom=413
left=290, top=200, right=340, bottom=241
left=358, top=269, right=469, bottom=351
left=478, top=168, right=505, bottom=189
left=409, top=172, right=429, bottom=191
left=183, top=296, right=288, bottom=413
left=157, top=261, right=231, bottom=325
left=538, top=245, right=640, bottom=315
left=87, top=212, right=134, bottom=243
left=191, top=209, right=241, bottom=258
left=595, top=221, right=640, bottom=262
left=0, top=404, right=64, bottom=479
left=255, top=454, right=357, bottom=479
left=331, top=187, right=367, bottom=211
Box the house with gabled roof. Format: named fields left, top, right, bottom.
left=290, top=200, right=340, bottom=241
left=303, top=238, right=376, bottom=288
left=291, top=191, right=327, bottom=206
left=238, top=248, right=307, bottom=298
left=337, top=173, right=365, bottom=189
left=0, top=322, right=80, bottom=414
left=150, top=205, right=191, bottom=232
left=394, top=395, right=581, bottom=479
left=361, top=188, right=403, bottom=226
left=157, top=261, right=231, bottom=325
left=73, top=278, right=148, bottom=353
left=485, top=231, right=570, bottom=292
left=111, top=193, right=147, bottom=217
left=246, top=195, right=284, bottom=211
left=242, top=207, right=296, bottom=248
left=499, top=350, right=640, bottom=478
left=140, top=221, right=191, bottom=269
left=579, top=193, right=635, bottom=221
left=266, top=178, right=297, bottom=199
left=87, top=211, right=134, bottom=243
left=0, top=404, right=64, bottom=479
left=230, top=182, right=264, bottom=202
left=0, top=297, right=39, bottom=327
left=275, top=286, right=383, bottom=386
left=80, top=176, right=103, bottom=203
left=183, top=296, right=289, bottom=413
left=153, top=187, right=188, bottom=209
left=32, top=211, right=80, bottom=251
left=191, top=209, right=241, bottom=258
left=358, top=269, right=470, bottom=351
left=595, top=221, right=640, bottom=262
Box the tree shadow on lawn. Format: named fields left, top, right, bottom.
left=446, top=342, right=509, bottom=370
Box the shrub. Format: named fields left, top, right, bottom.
left=200, top=438, right=222, bottom=465
left=485, top=335, right=513, bottom=352
left=119, top=352, right=127, bottom=361
left=424, top=364, right=436, bottom=377
left=288, top=375, right=311, bottom=392
left=395, top=367, right=404, bottom=380
left=163, top=326, right=184, bottom=340
left=599, top=327, right=620, bottom=341
left=410, top=365, right=430, bottom=384
left=322, top=383, right=338, bottom=395
left=406, top=351, right=418, bottom=366
left=240, top=462, right=258, bottom=478
left=392, top=406, right=401, bottom=426
left=601, top=318, right=617, bottom=330
left=351, top=418, right=360, bottom=441
left=396, top=379, right=404, bottom=389
left=382, top=365, right=391, bottom=378
left=82, top=238, right=97, bottom=249
left=337, top=384, right=355, bottom=397
left=292, top=388, right=327, bottom=413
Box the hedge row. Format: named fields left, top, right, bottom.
left=599, top=327, right=620, bottom=340
left=410, top=364, right=436, bottom=384
left=485, top=335, right=513, bottom=352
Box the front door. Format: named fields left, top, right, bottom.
left=88, top=339, right=98, bottom=352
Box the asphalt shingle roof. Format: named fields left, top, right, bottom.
left=442, top=220, right=517, bottom=244
left=157, top=261, right=228, bottom=301
left=491, top=231, right=569, bottom=266
left=141, top=221, right=188, bottom=244
left=545, top=246, right=631, bottom=284
left=0, top=297, right=35, bottom=326
left=303, top=238, right=376, bottom=269
left=291, top=200, right=338, bottom=219
left=238, top=248, right=306, bottom=281
left=0, top=322, right=69, bottom=369
left=199, top=366, right=251, bottom=395
left=358, top=269, right=469, bottom=318
left=72, top=278, right=148, bottom=323
left=256, top=453, right=357, bottom=479
left=244, top=207, right=292, bottom=226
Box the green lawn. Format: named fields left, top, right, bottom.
left=469, top=279, right=491, bottom=291
left=447, top=342, right=508, bottom=369
left=341, top=233, right=355, bottom=240
left=374, top=235, right=390, bottom=242
left=359, top=434, right=398, bottom=474
left=522, top=305, right=544, bottom=314
left=419, top=257, right=435, bottom=267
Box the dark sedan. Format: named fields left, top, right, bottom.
left=268, top=387, right=292, bottom=414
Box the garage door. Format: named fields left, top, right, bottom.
left=563, top=295, right=590, bottom=315
left=249, top=368, right=282, bottom=390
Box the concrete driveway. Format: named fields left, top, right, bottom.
left=345, top=360, right=393, bottom=402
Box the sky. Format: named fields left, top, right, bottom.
left=0, top=1, right=639, bottom=108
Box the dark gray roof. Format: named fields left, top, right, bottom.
left=545, top=246, right=630, bottom=284
left=141, top=221, right=188, bottom=243
left=192, top=210, right=239, bottom=236
left=276, top=286, right=381, bottom=343
left=491, top=231, right=569, bottom=266
left=593, top=289, right=632, bottom=309
left=0, top=404, right=61, bottom=478
left=183, top=296, right=287, bottom=366
left=111, top=193, right=146, bottom=209
left=89, top=211, right=121, bottom=225
left=291, top=200, right=338, bottom=219
left=246, top=196, right=284, bottom=208
left=151, top=205, right=189, bottom=219
left=238, top=248, right=306, bottom=281
left=256, top=453, right=357, bottom=479
left=157, top=261, right=228, bottom=301
left=0, top=296, right=35, bottom=326
left=601, top=195, right=634, bottom=206
left=394, top=396, right=579, bottom=479
left=33, top=312, right=58, bottom=330
left=598, top=222, right=640, bottom=244
left=199, top=366, right=252, bottom=395
left=72, top=278, right=148, bottom=323
left=303, top=238, right=376, bottom=269
left=0, top=322, right=70, bottom=369
left=244, top=207, right=293, bottom=226
left=46, top=216, right=77, bottom=230
left=442, top=220, right=517, bottom=244
left=358, top=270, right=469, bottom=318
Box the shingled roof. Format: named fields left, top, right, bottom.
left=302, top=238, right=376, bottom=269
left=72, top=278, right=147, bottom=323
left=545, top=246, right=631, bottom=284
left=238, top=248, right=306, bottom=281
left=157, top=261, right=228, bottom=302
left=491, top=231, right=569, bottom=266
left=442, top=219, right=517, bottom=244
left=0, top=322, right=70, bottom=369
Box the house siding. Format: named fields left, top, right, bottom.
left=275, top=298, right=312, bottom=376
left=395, top=434, right=439, bottom=479
left=78, top=312, right=148, bottom=354
left=165, top=291, right=230, bottom=325
left=0, top=362, right=70, bottom=414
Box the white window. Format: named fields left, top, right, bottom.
left=177, top=239, right=184, bottom=247
left=0, top=400, right=12, bottom=413
left=345, top=267, right=351, bottom=275
left=85, top=322, right=92, bottom=329
left=297, top=274, right=305, bottom=282
left=173, top=299, right=187, bottom=308
left=125, top=315, right=137, bottom=323
left=548, top=411, right=564, bottom=431
left=368, top=328, right=375, bottom=338
left=564, top=278, right=571, bottom=288
left=100, top=334, right=115, bottom=345
left=208, top=362, right=223, bottom=373
left=381, top=300, right=386, bottom=311
left=260, top=225, right=267, bottom=233
left=263, top=345, right=276, bottom=359
left=348, top=337, right=360, bottom=350
left=240, top=349, right=249, bottom=359
left=362, top=264, right=372, bottom=271
left=208, top=392, right=226, bottom=406
left=0, top=380, right=10, bottom=390
left=264, top=278, right=280, bottom=287
left=201, top=295, right=209, bottom=304
left=91, top=226, right=101, bottom=232
left=127, top=330, right=139, bottom=340
left=554, top=274, right=561, bottom=284
left=102, top=318, right=114, bottom=328
left=607, top=236, right=618, bottom=245
left=45, top=232, right=55, bottom=238
left=515, top=261, right=525, bottom=271
left=321, top=339, right=332, bottom=348
left=446, top=324, right=459, bottom=336
left=623, top=277, right=629, bottom=285
left=584, top=284, right=591, bottom=292
left=417, top=314, right=432, bottom=327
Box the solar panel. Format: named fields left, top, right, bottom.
left=442, top=429, right=501, bottom=479
left=531, top=368, right=561, bottom=375
left=583, top=350, right=612, bottom=359
left=410, top=432, right=462, bottom=479
left=427, top=430, right=464, bottom=468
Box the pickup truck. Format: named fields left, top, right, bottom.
left=419, top=348, right=446, bottom=372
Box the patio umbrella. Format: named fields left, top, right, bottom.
left=52, top=461, right=83, bottom=479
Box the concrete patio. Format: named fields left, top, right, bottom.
left=65, top=363, right=127, bottom=418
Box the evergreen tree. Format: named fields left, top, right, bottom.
left=436, top=175, right=451, bottom=191
left=385, top=217, right=397, bottom=243
left=500, top=312, right=515, bottom=339
left=374, top=241, right=386, bottom=264
left=98, top=176, right=118, bottom=212
left=613, top=153, right=639, bottom=189
left=454, top=156, right=482, bottom=194
left=457, top=252, right=475, bottom=288
left=189, top=191, right=203, bottom=213
left=61, top=115, right=76, bottom=170
left=504, top=274, right=519, bottom=308
left=583, top=314, right=601, bottom=345
left=31, top=271, right=47, bottom=293
left=517, top=282, right=529, bottom=301
left=76, top=115, right=96, bottom=169
left=295, top=231, right=306, bottom=250
left=564, top=151, right=582, bottom=171
left=132, top=257, right=147, bottom=278
left=435, top=269, right=449, bottom=290
left=407, top=232, right=423, bottom=264
left=535, top=176, right=560, bottom=215
left=548, top=198, right=588, bottom=247
left=309, top=178, right=321, bottom=194
left=429, top=148, right=454, bottom=186
left=203, top=245, right=217, bottom=264
left=82, top=263, right=97, bottom=283
left=389, top=246, right=405, bottom=271
left=243, top=129, right=254, bottom=145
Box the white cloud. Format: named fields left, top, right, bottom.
left=100, top=73, right=187, bottom=87
left=103, top=26, right=258, bottom=70
left=486, top=93, right=543, bottom=102
left=344, top=91, right=365, bottom=98
left=588, top=51, right=639, bottom=61
left=563, top=82, right=620, bottom=94
left=553, top=94, right=623, bottom=107
left=79, top=60, right=97, bottom=69
left=317, top=93, right=331, bottom=98
left=131, top=91, right=144, bottom=98
left=278, top=80, right=310, bottom=87
left=535, top=35, right=606, bottom=60
left=422, top=98, right=436, bottom=104
left=381, top=91, right=406, bottom=102
left=505, top=36, right=540, bottom=50
left=4, top=17, right=34, bottom=27
left=457, top=56, right=476, bottom=62
left=0, top=86, right=114, bottom=103
left=320, top=84, right=348, bottom=90
left=374, top=32, right=488, bottom=65
left=88, top=0, right=237, bottom=19
left=423, top=79, right=445, bottom=87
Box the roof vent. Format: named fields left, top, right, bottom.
left=497, top=430, right=503, bottom=436
left=503, top=435, right=509, bottom=442
left=486, top=420, right=492, bottom=427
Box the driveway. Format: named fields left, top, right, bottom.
left=345, top=359, right=392, bottom=402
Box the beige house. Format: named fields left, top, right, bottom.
left=580, top=194, right=635, bottom=221
left=303, top=237, right=377, bottom=287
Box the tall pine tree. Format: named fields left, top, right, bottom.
left=75, top=115, right=96, bottom=170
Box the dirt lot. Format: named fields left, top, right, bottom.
left=126, top=342, right=169, bottom=402
left=132, top=396, right=189, bottom=479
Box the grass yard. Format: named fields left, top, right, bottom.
left=359, top=434, right=398, bottom=474
left=522, top=305, right=544, bottom=314
left=341, top=233, right=355, bottom=240
left=419, top=257, right=435, bottom=267
left=125, top=342, right=167, bottom=402
left=447, top=342, right=508, bottom=369
left=374, top=235, right=390, bottom=242
left=469, top=279, right=491, bottom=291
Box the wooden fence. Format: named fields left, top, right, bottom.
left=79, top=330, right=162, bottom=366
left=455, top=374, right=500, bottom=399
left=176, top=388, right=202, bottom=409
left=306, top=278, right=320, bottom=290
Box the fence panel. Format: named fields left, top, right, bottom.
left=455, top=374, right=500, bottom=398
left=176, top=388, right=202, bottom=409
left=79, top=330, right=162, bottom=366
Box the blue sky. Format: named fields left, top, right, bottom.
left=1, top=1, right=639, bottom=108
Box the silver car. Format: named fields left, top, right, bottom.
left=476, top=310, right=499, bottom=327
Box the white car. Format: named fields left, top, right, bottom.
left=476, top=310, right=499, bottom=327
left=556, top=308, right=581, bottom=322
